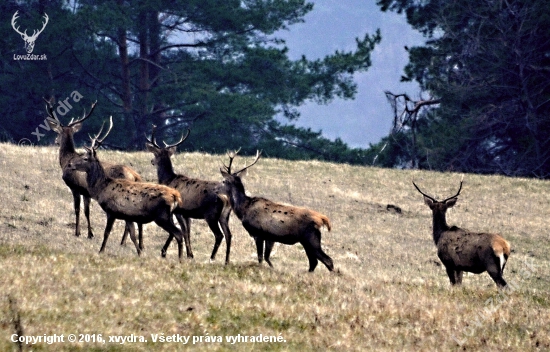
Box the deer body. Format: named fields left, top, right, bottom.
left=69, top=147, right=186, bottom=259
left=146, top=128, right=232, bottom=263
left=219, top=151, right=333, bottom=272
left=46, top=101, right=143, bottom=248
left=414, top=181, right=511, bottom=288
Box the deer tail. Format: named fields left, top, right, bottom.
left=312, top=212, right=331, bottom=232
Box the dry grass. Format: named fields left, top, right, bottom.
left=0, top=142, right=549, bottom=351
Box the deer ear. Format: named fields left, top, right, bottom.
left=423, top=196, right=435, bottom=208
left=71, top=122, right=83, bottom=133
left=220, top=168, right=230, bottom=178
left=445, top=197, right=458, bottom=208
left=166, top=146, right=177, bottom=156
left=46, top=118, right=62, bottom=133
left=145, top=143, right=158, bottom=153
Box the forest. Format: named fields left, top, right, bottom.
left=2, top=0, right=550, bottom=177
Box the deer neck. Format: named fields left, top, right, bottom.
left=227, top=184, right=249, bottom=220
left=59, top=135, right=77, bottom=167
left=432, top=211, right=449, bottom=245
left=85, top=159, right=110, bottom=196
left=156, top=157, right=177, bottom=184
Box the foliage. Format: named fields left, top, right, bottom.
left=1, top=0, right=380, bottom=165
left=377, top=0, right=550, bottom=177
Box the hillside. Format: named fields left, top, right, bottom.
left=0, top=143, right=549, bottom=351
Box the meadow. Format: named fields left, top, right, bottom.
left=0, top=142, right=548, bottom=351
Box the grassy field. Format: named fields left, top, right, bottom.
left=0, top=142, right=549, bottom=351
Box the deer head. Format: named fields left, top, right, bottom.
left=218, top=149, right=261, bottom=198
left=45, top=98, right=97, bottom=141
left=11, top=11, right=49, bottom=54
left=145, top=125, right=190, bottom=166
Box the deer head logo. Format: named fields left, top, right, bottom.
left=11, top=11, right=49, bottom=54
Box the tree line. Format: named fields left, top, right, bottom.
left=0, top=0, right=380, bottom=164
left=2, top=0, right=549, bottom=177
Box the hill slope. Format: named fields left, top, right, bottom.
left=0, top=143, right=549, bottom=351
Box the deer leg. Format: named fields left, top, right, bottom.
left=137, top=223, right=143, bottom=251
left=83, top=195, right=94, bottom=239
left=125, top=221, right=140, bottom=256
left=71, top=191, right=81, bottom=237
left=218, top=205, right=233, bottom=265
left=155, top=216, right=184, bottom=262
left=308, top=231, right=334, bottom=271
left=206, top=216, right=224, bottom=262
left=254, top=237, right=267, bottom=266
left=486, top=261, right=508, bottom=288
left=264, top=241, right=275, bottom=268
left=120, top=222, right=130, bottom=246
left=444, top=266, right=459, bottom=285
left=175, top=214, right=193, bottom=258
left=302, top=242, right=319, bottom=272
left=455, top=271, right=463, bottom=285
left=99, top=214, right=116, bottom=253
left=161, top=233, right=173, bottom=258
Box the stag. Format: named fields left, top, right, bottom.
left=413, top=179, right=511, bottom=288
left=217, top=150, right=333, bottom=272
left=67, top=119, right=186, bottom=259
left=11, top=11, right=49, bottom=54
left=45, top=99, right=143, bottom=249
left=144, top=126, right=232, bottom=263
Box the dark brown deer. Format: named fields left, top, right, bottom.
left=45, top=99, right=143, bottom=248
left=217, top=150, right=334, bottom=272
left=145, top=126, right=232, bottom=263
left=67, top=120, right=186, bottom=259
left=413, top=179, right=511, bottom=288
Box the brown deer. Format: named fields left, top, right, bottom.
left=217, top=150, right=334, bottom=272
left=145, top=126, right=232, bottom=263
left=413, top=179, right=511, bottom=288
left=67, top=119, right=187, bottom=259
left=45, top=99, right=143, bottom=248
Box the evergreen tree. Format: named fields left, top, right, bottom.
left=378, top=0, right=550, bottom=177
left=1, top=0, right=381, bottom=165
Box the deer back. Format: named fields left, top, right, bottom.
left=242, top=197, right=331, bottom=236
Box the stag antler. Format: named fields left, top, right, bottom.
left=43, top=97, right=59, bottom=126
left=222, top=148, right=242, bottom=174
left=412, top=175, right=464, bottom=202
left=145, top=124, right=160, bottom=148
left=88, top=116, right=113, bottom=149
left=231, top=150, right=262, bottom=175
left=163, top=129, right=190, bottom=149
left=67, top=101, right=97, bottom=127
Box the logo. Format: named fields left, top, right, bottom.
left=11, top=10, right=48, bottom=60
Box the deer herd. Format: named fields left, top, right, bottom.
left=44, top=100, right=511, bottom=288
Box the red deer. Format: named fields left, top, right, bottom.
left=217, top=150, right=334, bottom=272
left=145, top=126, right=232, bottom=263
left=67, top=119, right=187, bottom=259
left=413, top=179, right=511, bottom=288
left=45, top=99, right=143, bottom=248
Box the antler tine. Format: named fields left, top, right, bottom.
left=162, top=129, right=191, bottom=149
left=442, top=176, right=464, bottom=203
left=222, top=147, right=242, bottom=173
left=43, top=97, right=58, bottom=124
left=233, top=150, right=262, bottom=175
left=91, top=116, right=113, bottom=149
left=145, top=124, right=161, bottom=149
left=67, top=100, right=97, bottom=127
left=88, top=120, right=106, bottom=146
left=412, top=180, right=437, bottom=202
